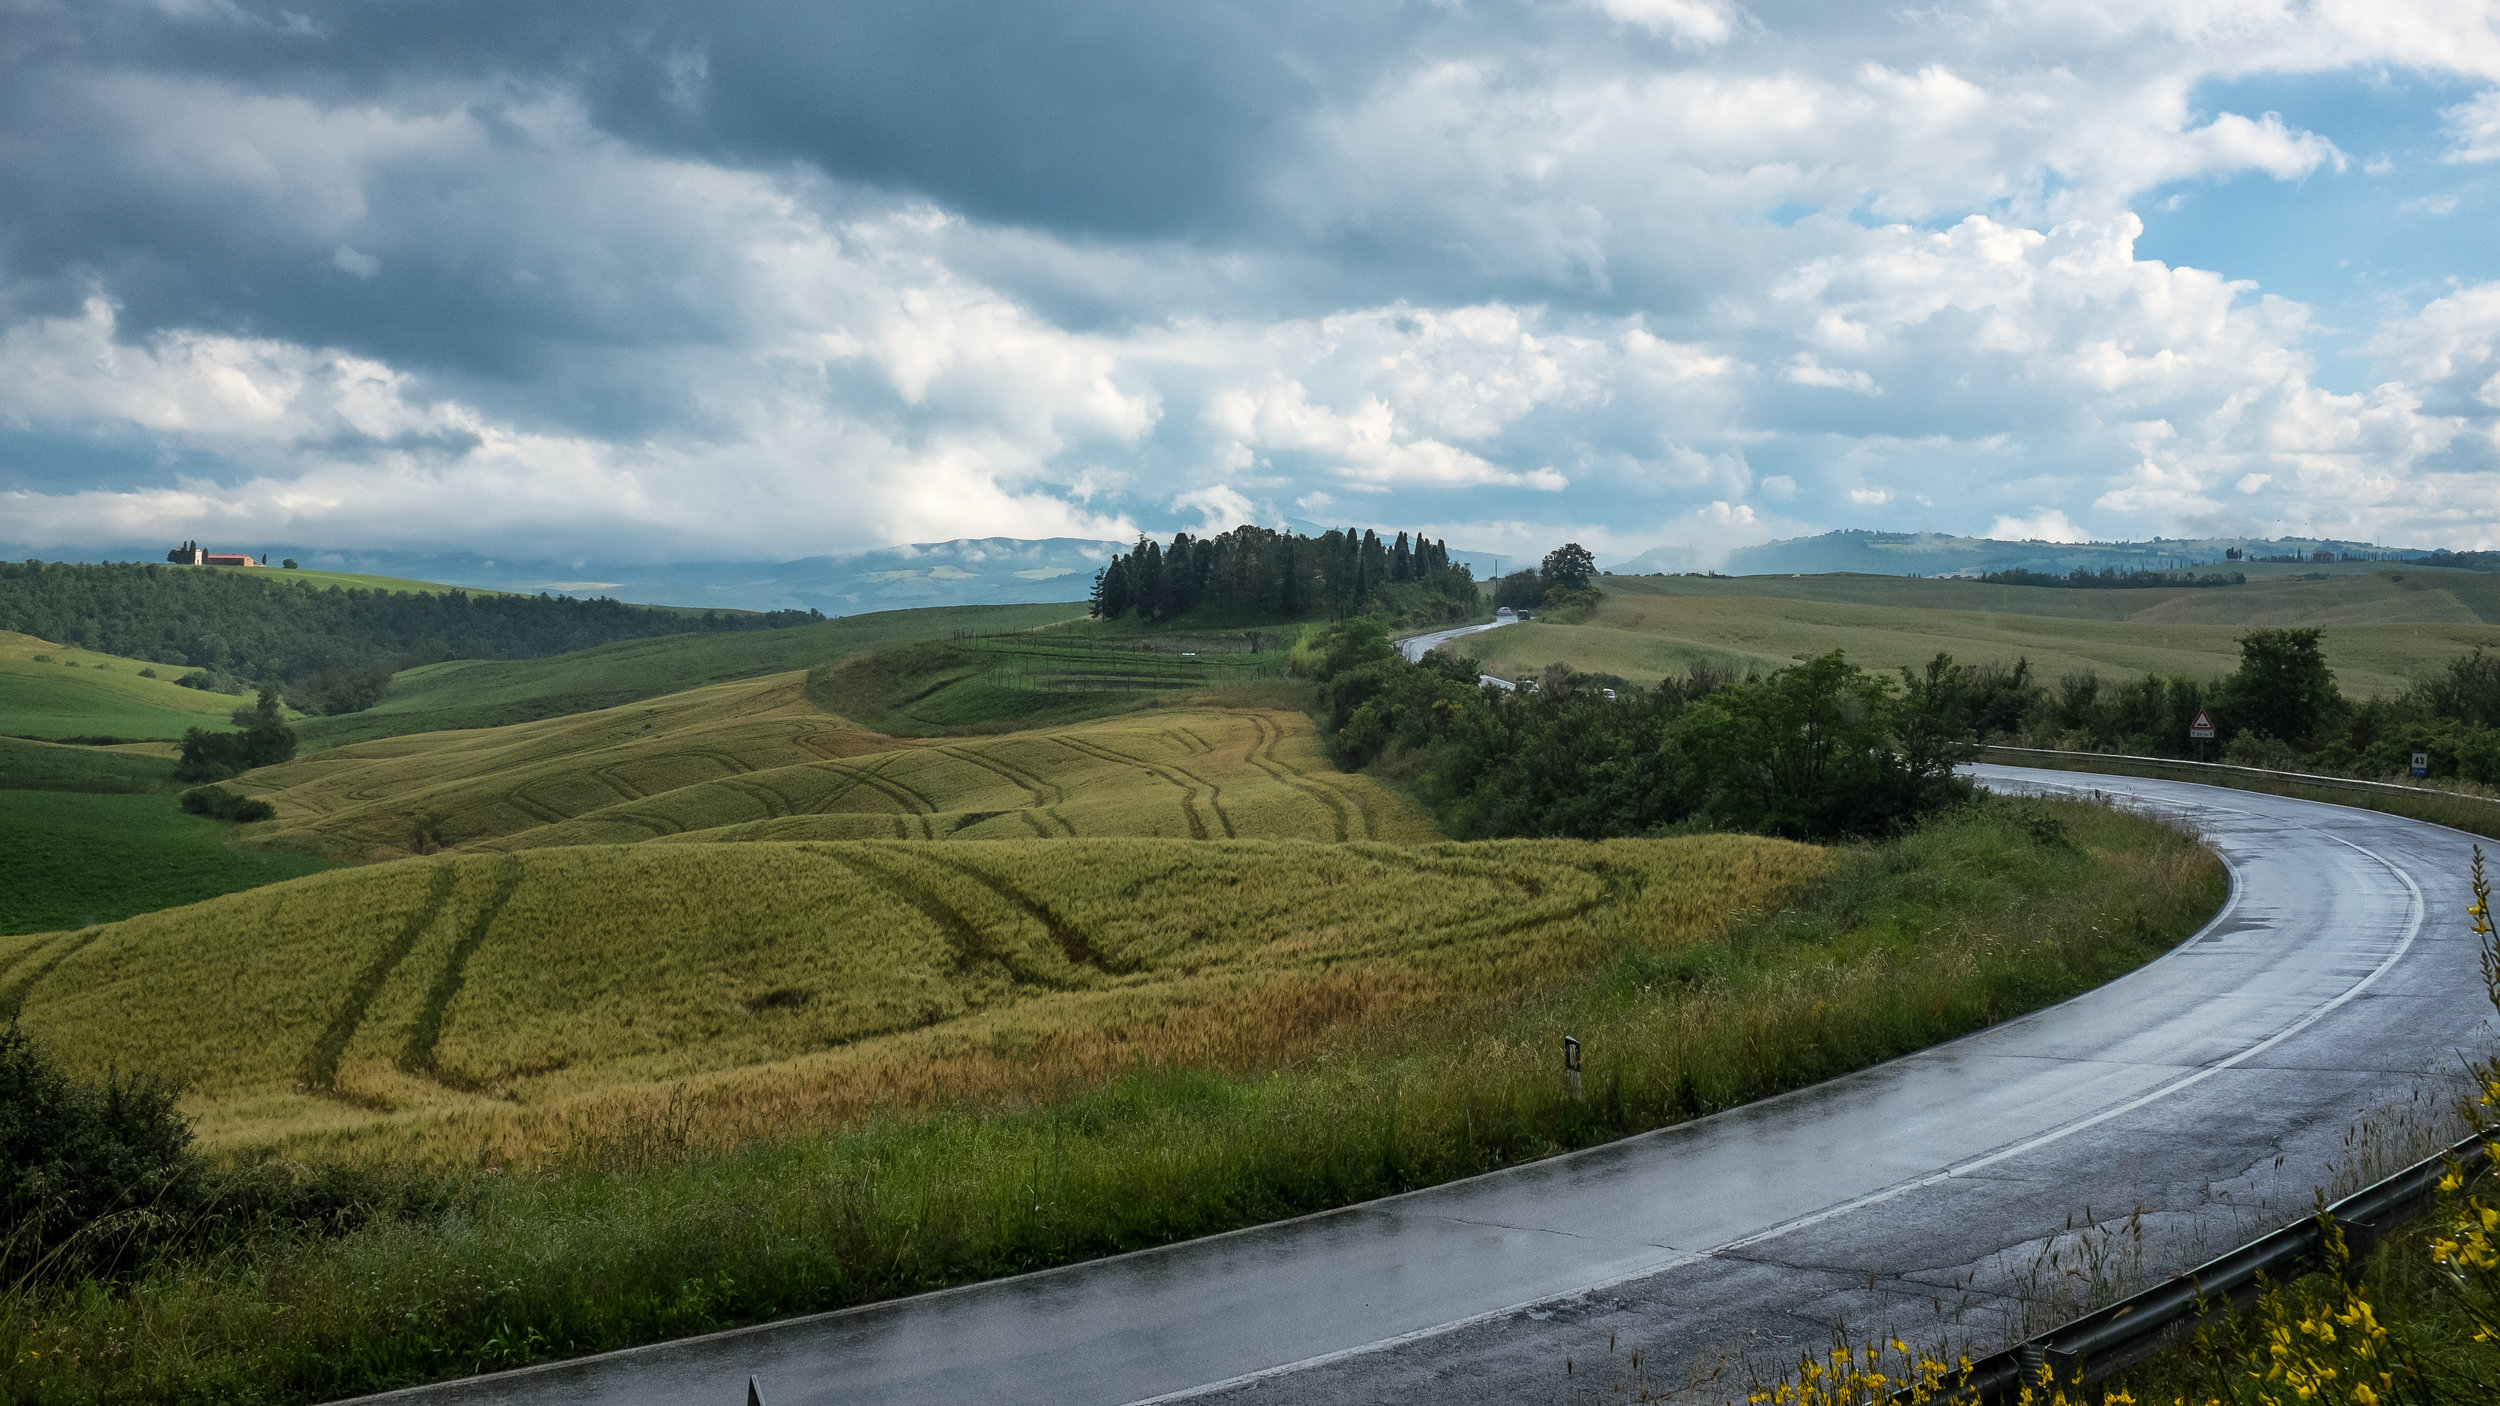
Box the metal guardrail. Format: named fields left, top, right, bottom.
left=1980, top=745, right=2500, bottom=808
left=1916, top=1127, right=2491, bottom=1402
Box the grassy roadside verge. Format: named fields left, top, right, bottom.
left=4, top=797, right=2223, bottom=1404
left=1983, top=748, right=2500, bottom=844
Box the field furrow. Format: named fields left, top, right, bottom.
left=401, top=856, right=525, bottom=1082
left=300, top=862, right=460, bottom=1093
left=4, top=834, right=1821, bottom=1160
left=246, top=688, right=1433, bottom=854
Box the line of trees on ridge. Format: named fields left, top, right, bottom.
left=1974, top=567, right=2247, bottom=590
left=0, top=561, right=824, bottom=715
left=1089, top=525, right=1478, bottom=625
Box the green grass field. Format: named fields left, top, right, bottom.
left=1468, top=567, right=2500, bottom=694
left=294, top=602, right=1087, bottom=749
left=250, top=566, right=510, bottom=595
left=0, top=630, right=258, bottom=740
left=0, top=735, right=178, bottom=792
left=0, top=790, right=335, bottom=935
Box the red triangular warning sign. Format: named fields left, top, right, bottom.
left=2189, top=709, right=2215, bottom=738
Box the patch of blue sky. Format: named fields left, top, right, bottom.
left=2132, top=71, right=2498, bottom=394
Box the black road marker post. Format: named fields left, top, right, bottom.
left=1564, top=1035, right=1583, bottom=1102
left=747, top=1375, right=767, bottom=1406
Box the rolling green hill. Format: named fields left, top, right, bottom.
left=242, top=673, right=1432, bottom=857
left=1473, top=567, right=2500, bottom=694
left=0, top=630, right=268, bottom=740
left=800, top=625, right=1292, bottom=735
left=255, top=566, right=513, bottom=596
left=0, top=790, right=335, bottom=935
left=294, top=601, right=1088, bottom=749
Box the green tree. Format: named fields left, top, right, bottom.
left=2220, top=627, right=2341, bottom=747
left=1895, top=652, right=1984, bottom=792
left=1669, top=651, right=1954, bottom=838
left=175, top=687, right=297, bottom=781
left=1540, top=543, right=1597, bottom=593
left=1493, top=570, right=1545, bottom=610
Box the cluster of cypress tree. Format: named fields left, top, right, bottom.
left=1089, top=525, right=1476, bottom=624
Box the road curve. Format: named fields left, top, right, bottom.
left=343, top=768, right=2493, bottom=1405
left=1393, top=617, right=1513, bottom=663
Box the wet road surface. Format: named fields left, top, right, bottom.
left=342, top=767, right=2494, bottom=1405
left=1393, top=618, right=1513, bottom=663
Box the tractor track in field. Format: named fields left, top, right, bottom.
left=301, top=862, right=461, bottom=1093
left=816, top=848, right=1081, bottom=990
left=687, top=748, right=758, bottom=777
left=856, top=756, right=941, bottom=815
left=913, top=851, right=1108, bottom=972
left=588, top=766, right=645, bottom=802
left=786, top=724, right=871, bottom=762
left=398, top=855, right=525, bottom=1083
left=936, top=746, right=1052, bottom=806
left=938, top=745, right=1077, bottom=836
left=501, top=785, right=569, bottom=826
left=782, top=761, right=883, bottom=815
left=0, top=926, right=113, bottom=1022
left=823, top=764, right=940, bottom=836
left=1232, top=711, right=1360, bottom=841
left=718, top=777, right=793, bottom=820
left=1051, top=736, right=1235, bottom=840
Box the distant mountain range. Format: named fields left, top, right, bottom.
left=1610, top=530, right=2456, bottom=578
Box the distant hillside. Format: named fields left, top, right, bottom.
left=45, top=537, right=1126, bottom=615
left=0, top=561, right=820, bottom=697
left=1463, top=567, right=2500, bottom=699
left=1677, top=530, right=2437, bottom=578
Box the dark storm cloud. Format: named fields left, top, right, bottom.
left=8, top=0, right=1421, bottom=238
left=3, top=0, right=2496, bottom=561
left=0, top=0, right=1477, bottom=407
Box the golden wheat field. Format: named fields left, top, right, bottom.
left=239, top=680, right=1435, bottom=855
left=0, top=835, right=1820, bottom=1163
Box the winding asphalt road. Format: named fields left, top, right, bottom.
left=347, top=767, right=2494, bottom=1405
left=1393, top=617, right=1514, bottom=664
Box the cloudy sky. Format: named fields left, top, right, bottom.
left=3, top=0, right=2498, bottom=565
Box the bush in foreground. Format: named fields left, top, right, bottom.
left=0, top=1025, right=200, bottom=1287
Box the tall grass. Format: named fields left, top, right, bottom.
left=12, top=831, right=1809, bottom=1158
left=1, top=796, right=2221, bottom=1404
